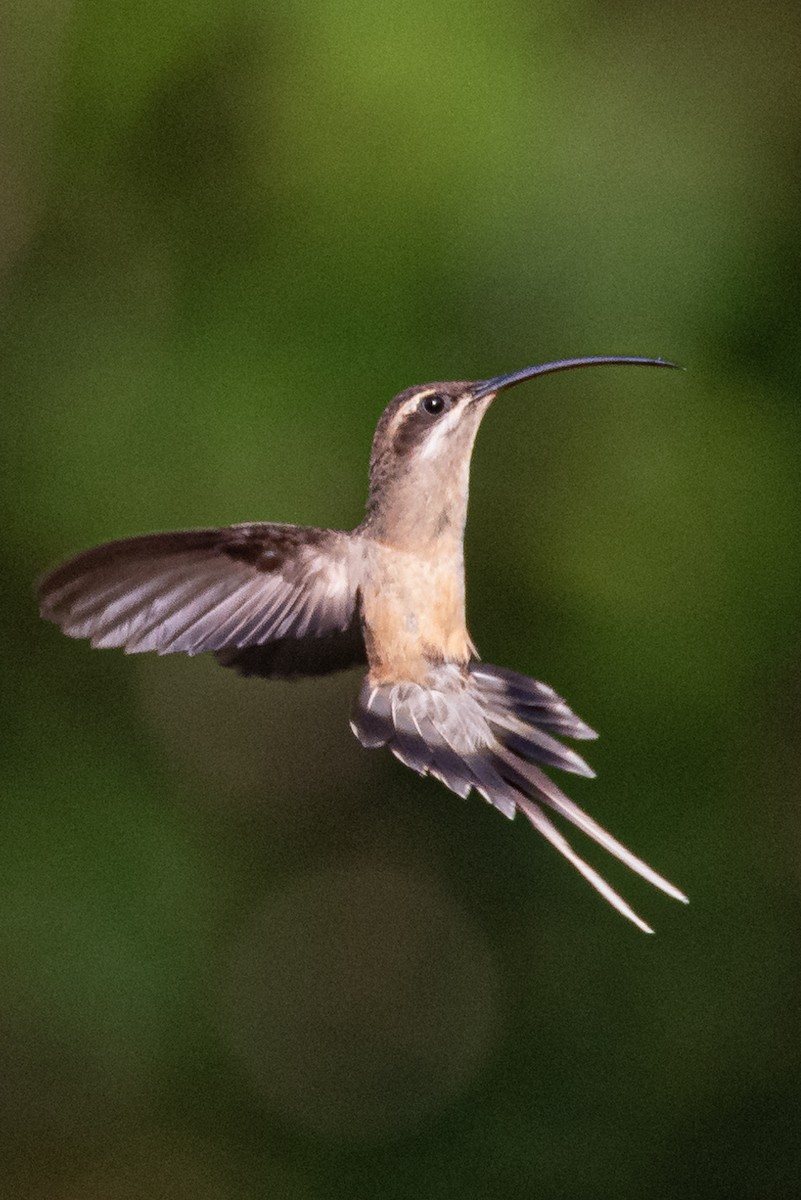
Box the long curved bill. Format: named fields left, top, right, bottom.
left=470, top=355, right=681, bottom=401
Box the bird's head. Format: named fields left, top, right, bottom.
left=364, top=356, right=679, bottom=547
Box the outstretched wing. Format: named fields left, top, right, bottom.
left=350, top=661, right=687, bottom=933
left=39, top=523, right=365, bottom=677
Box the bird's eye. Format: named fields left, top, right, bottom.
left=421, top=393, right=447, bottom=416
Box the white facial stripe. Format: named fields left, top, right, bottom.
left=385, top=390, right=440, bottom=439
left=417, top=404, right=463, bottom=460
left=401, top=389, right=438, bottom=418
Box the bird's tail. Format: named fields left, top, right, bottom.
left=351, top=661, right=687, bottom=933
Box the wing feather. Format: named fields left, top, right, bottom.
left=39, top=523, right=365, bottom=677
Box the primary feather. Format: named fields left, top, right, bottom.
left=39, top=523, right=365, bottom=674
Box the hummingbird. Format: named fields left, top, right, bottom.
left=38, top=355, right=687, bottom=933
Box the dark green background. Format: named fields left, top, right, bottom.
left=4, top=2, right=800, bottom=1196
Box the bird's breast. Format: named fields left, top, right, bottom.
left=360, top=541, right=474, bottom=683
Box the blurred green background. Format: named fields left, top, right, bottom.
left=3, top=1, right=801, bottom=1196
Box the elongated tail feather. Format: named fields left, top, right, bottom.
left=350, top=662, right=687, bottom=931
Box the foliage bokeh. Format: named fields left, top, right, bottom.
left=3, top=1, right=801, bottom=1196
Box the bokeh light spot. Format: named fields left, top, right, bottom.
left=224, top=859, right=501, bottom=1141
